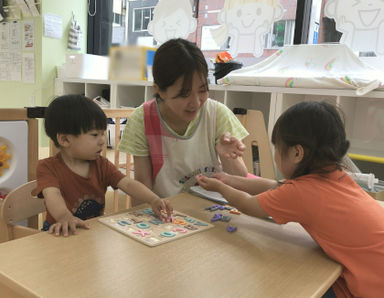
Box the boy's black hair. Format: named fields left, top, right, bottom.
left=271, top=101, right=350, bottom=178
left=45, top=94, right=107, bottom=147
left=152, top=38, right=209, bottom=99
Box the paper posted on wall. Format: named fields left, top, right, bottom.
left=44, top=14, right=62, bottom=39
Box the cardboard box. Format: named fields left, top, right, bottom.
left=64, top=53, right=109, bottom=80
left=109, top=46, right=156, bottom=81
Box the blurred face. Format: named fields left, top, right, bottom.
left=67, top=129, right=105, bottom=160
left=156, top=71, right=208, bottom=126
left=274, top=145, right=298, bottom=179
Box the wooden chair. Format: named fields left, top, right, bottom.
left=102, top=108, right=135, bottom=212
left=0, top=180, right=45, bottom=243
left=0, top=108, right=39, bottom=229
left=49, top=108, right=135, bottom=213
left=0, top=109, right=38, bottom=182
left=236, top=109, right=276, bottom=180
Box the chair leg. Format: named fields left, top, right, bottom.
left=28, top=215, right=39, bottom=229
left=113, top=189, right=119, bottom=213
left=0, top=222, right=12, bottom=243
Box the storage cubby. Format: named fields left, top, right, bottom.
left=208, top=85, right=226, bottom=104
left=56, top=78, right=384, bottom=178
left=115, top=84, right=146, bottom=108
left=144, top=85, right=156, bottom=101
left=56, top=81, right=85, bottom=96
left=85, top=83, right=110, bottom=101
left=226, top=91, right=271, bottom=127
left=341, top=96, right=384, bottom=158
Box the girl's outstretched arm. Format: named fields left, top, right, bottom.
left=212, top=172, right=278, bottom=195
left=196, top=174, right=269, bottom=219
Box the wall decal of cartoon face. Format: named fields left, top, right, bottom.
left=211, top=0, right=284, bottom=58
left=148, top=0, right=197, bottom=45
left=325, top=0, right=384, bottom=55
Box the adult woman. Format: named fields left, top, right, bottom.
left=118, top=38, right=248, bottom=198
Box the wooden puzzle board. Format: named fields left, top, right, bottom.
left=98, top=208, right=213, bottom=247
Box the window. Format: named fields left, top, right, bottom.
left=265, top=20, right=295, bottom=49
left=197, top=0, right=298, bottom=66
left=133, top=7, right=154, bottom=32
left=200, top=25, right=230, bottom=51
left=90, top=0, right=300, bottom=65
left=113, top=13, right=122, bottom=26
left=313, top=0, right=384, bottom=69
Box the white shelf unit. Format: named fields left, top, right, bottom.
left=55, top=78, right=384, bottom=165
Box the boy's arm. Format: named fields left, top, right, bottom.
left=117, top=177, right=173, bottom=220
left=196, top=175, right=269, bottom=219
left=42, top=187, right=89, bottom=236
left=219, top=173, right=278, bottom=195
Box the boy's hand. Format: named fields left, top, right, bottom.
left=150, top=198, right=173, bottom=222
left=196, top=174, right=224, bottom=192
left=48, top=213, right=90, bottom=237
left=216, top=132, right=245, bottom=160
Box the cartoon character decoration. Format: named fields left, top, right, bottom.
left=148, top=0, right=197, bottom=45
left=0, top=145, right=11, bottom=177
left=211, top=0, right=284, bottom=58
left=325, top=0, right=384, bottom=56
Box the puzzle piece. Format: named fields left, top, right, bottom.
left=133, top=229, right=151, bottom=237
left=205, top=204, right=239, bottom=233
left=226, top=225, right=237, bottom=233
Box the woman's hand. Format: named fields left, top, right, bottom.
left=216, top=132, right=245, bottom=160
left=150, top=198, right=173, bottom=222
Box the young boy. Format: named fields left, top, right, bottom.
left=36, top=95, right=173, bottom=237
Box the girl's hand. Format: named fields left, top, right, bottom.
left=211, top=172, right=231, bottom=184
left=48, top=214, right=89, bottom=237
left=216, top=132, right=245, bottom=160
left=196, top=174, right=224, bottom=192
left=150, top=198, right=173, bottom=222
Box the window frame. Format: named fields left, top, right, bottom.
left=264, top=19, right=296, bottom=49
left=132, top=6, right=154, bottom=33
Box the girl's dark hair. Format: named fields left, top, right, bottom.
left=271, top=101, right=350, bottom=178
left=152, top=38, right=208, bottom=98
left=45, top=94, right=107, bottom=147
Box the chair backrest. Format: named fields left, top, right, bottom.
left=0, top=108, right=38, bottom=181
left=102, top=109, right=135, bottom=212
left=0, top=180, right=45, bottom=242
left=236, top=110, right=276, bottom=180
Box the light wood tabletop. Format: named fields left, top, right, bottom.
left=0, top=193, right=342, bottom=298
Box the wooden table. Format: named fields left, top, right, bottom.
left=0, top=193, right=342, bottom=298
